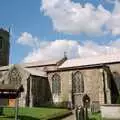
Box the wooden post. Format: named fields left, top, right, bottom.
left=85, top=107, right=88, bottom=120
left=15, top=98, right=18, bottom=120
left=79, top=107, right=84, bottom=120
left=75, top=107, right=79, bottom=120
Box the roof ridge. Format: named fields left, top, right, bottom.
left=68, top=53, right=120, bottom=61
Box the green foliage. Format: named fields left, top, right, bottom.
left=53, top=101, right=69, bottom=108
left=116, top=95, right=120, bottom=104
left=89, top=112, right=101, bottom=120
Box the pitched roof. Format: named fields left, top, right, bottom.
left=0, top=65, right=47, bottom=79
left=0, top=58, right=66, bottom=71
left=19, top=58, right=66, bottom=68
left=8, top=65, right=47, bottom=77
left=21, top=59, right=60, bottom=67
left=0, top=84, right=23, bottom=92
left=59, top=53, right=120, bottom=69
left=0, top=65, right=11, bottom=71
left=24, top=68, right=47, bottom=77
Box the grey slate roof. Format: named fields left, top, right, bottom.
left=24, top=68, right=47, bottom=77
left=59, top=53, right=120, bottom=69
left=0, top=58, right=65, bottom=71
left=21, top=59, right=62, bottom=67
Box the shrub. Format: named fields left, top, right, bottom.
left=116, top=95, right=120, bottom=104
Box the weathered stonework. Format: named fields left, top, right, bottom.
left=0, top=57, right=119, bottom=109
left=48, top=68, right=105, bottom=107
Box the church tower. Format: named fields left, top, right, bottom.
left=0, top=28, right=10, bottom=66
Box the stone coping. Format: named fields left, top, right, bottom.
left=101, top=104, right=120, bottom=106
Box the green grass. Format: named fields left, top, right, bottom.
left=0, top=107, right=69, bottom=120
left=89, top=112, right=101, bottom=120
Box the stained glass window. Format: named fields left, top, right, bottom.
left=72, top=71, right=84, bottom=93
left=52, top=74, right=61, bottom=94
left=8, top=67, right=22, bottom=85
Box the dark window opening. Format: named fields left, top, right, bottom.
left=0, top=37, right=3, bottom=49
left=0, top=40, right=2, bottom=49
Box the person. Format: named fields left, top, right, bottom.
left=67, top=101, right=73, bottom=110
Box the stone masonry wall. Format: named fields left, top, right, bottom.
left=48, top=68, right=105, bottom=106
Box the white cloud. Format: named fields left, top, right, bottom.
left=23, top=40, right=80, bottom=62
left=21, top=35, right=120, bottom=63
left=41, top=0, right=120, bottom=36
left=79, top=40, right=120, bottom=57
left=17, top=32, right=40, bottom=48
left=107, top=1, right=120, bottom=35
left=41, top=0, right=110, bottom=35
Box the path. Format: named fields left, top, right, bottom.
left=62, top=110, right=76, bottom=120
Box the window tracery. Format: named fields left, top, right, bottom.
left=72, top=71, right=84, bottom=93
left=8, top=67, right=22, bottom=85
left=52, top=74, right=61, bottom=94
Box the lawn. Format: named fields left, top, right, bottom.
left=0, top=107, right=70, bottom=120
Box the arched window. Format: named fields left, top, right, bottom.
left=72, top=71, right=84, bottom=93
left=8, top=67, right=22, bottom=85
left=52, top=74, right=61, bottom=94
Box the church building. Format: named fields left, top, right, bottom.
left=0, top=28, right=120, bottom=109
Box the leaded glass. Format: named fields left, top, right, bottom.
left=52, top=74, right=61, bottom=94
left=72, top=71, right=84, bottom=93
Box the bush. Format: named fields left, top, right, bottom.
left=51, top=101, right=69, bottom=108
left=37, top=101, right=69, bottom=109
left=89, top=112, right=101, bottom=120
left=0, top=107, right=3, bottom=115
left=116, top=95, right=120, bottom=104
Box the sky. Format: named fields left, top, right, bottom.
left=0, top=0, right=120, bottom=64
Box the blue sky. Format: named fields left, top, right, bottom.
left=0, top=0, right=120, bottom=64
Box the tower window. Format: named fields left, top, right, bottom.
left=0, top=37, right=3, bottom=49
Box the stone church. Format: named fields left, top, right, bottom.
left=0, top=28, right=120, bottom=108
